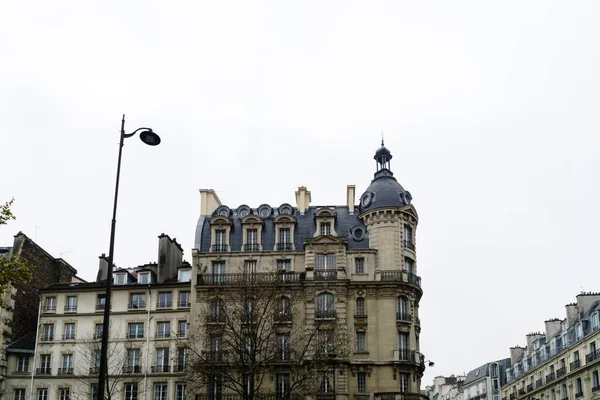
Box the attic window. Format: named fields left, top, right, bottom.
left=138, top=272, right=150, bottom=284
left=475, top=368, right=480, bottom=377
left=575, top=323, right=584, bottom=340
left=178, top=269, right=191, bottom=283
left=115, top=273, right=127, bottom=285
left=320, top=222, right=331, bottom=236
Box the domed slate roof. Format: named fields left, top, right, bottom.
left=359, top=142, right=412, bottom=214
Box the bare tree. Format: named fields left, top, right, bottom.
left=72, top=329, right=145, bottom=400
left=186, top=269, right=349, bottom=400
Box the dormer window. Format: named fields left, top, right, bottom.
left=214, top=229, right=227, bottom=252
left=115, top=273, right=127, bottom=285
left=241, top=215, right=263, bottom=252
left=274, top=213, right=296, bottom=251
left=314, top=208, right=337, bottom=238
left=210, top=213, right=232, bottom=252
left=178, top=269, right=191, bottom=283
left=138, top=272, right=150, bottom=284
left=320, top=222, right=331, bottom=236
left=592, top=312, right=600, bottom=331
left=575, top=323, right=584, bottom=340
left=245, top=229, right=259, bottom=252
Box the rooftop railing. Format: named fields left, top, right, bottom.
left=197, top=272, right=305, bottom=285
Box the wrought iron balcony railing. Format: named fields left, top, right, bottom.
left=95, top=304, right=106, bottom=311
left=315, top=309, right=337, bottom=319
left=314, top=269, right=337, bottom=281
left=393, top=349, right=425, bottom=367
left=123, top=365, right=142, bottom=374
left=243, top=243, right=260, bottom=252
left=155, top=332, right=171, bottom=339
left=126, top=332, right=144, bottom=339
left=586, top=350, right=599, bottom=362
left=275, top=313, right=293, bottom=323
left=374, top=393, right=429, bottom=400
left=64, top=306, right=77, bottom=313
left=151, top=365, right=170, bottom=373
left=62, top=334, right=75, bottom=341
left=36, top=368, right=51, bottom=375
left=536, top=379, right=543, bottom=388
left=276, top=242, right=293, bottom=251
left=40, top=335, right=53, bottom=342
left=546, top=372, right=555, bottom=382
left=198, top=272, right=305, bottom=285
left=556, top=366, right=567, bottom=378
left=57, top=368, right=73, bottom=375
left=526, top=383, right=533, bottom=391
left=156, top=301, right=172, bottom=308
left=175, top=363, right=188, bottom=373
left=570, top=359, right=581, bottom=371
left=128, top=302, right=146, bottom=310
left=380, top=270, right=421, bottom=287
left=212, top=244, right=228, bottom=252
left=396, top=312, right=412, bottom=322
left=43, top=306, right=56, bottom=313
left=178, top=301, right=191, bottom=308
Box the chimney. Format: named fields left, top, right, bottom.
left=565, top=303, right=579, bottom=327
left=199, top=189, right=222, bottom=216
left=576, top=292, right=600, bottom=316
left=157, top=234, right=183, bottom=283
left=545, top=319, right=563, bottom=341
left=509, top=347, right=524, bottom=365
left=295, top=186, right=311, bottom=215
left=347, top=185, right=356, bottom=214
left=96, top=254, right=109, bottom=282
left=526, top=332, right=544, bottom=349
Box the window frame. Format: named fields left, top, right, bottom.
left=354, top=257, right=365, bottom=274
left=357, top=371, right=367, bottom=394
left=356, top=331, right=367, bottom=352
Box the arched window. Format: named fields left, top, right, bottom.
left=210, top=298, right=225, bottom=322
left=356, top=297, right=366, bottom=316
left=397, top=297, right=408, bottom=321
left=316, top=292, right=335, bottom=319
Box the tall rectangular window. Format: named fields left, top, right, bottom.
left=355, top=258, right=365, bottom=274
left=356, top=297, right=366, bottom=316
left=404, top=258, right=414, bottom=274
left=399, top=373, right=410, bottom=393
left=214, top=229, right=227, bottom=252
left=243, top=260, right=257, bottom=275
left=178, top=321, right=188, bottom=337
left=157, top=292, right=172, bottom=308
left=177, top=348, right=189, bottom=372
left=277, top=334, right=291, bottom=360
left=209, top=375, right=222, bottom=400
left=13, top=389, right=26, bottom=400
left=398, top=333, right=409, bottom=360
left=90, top=384, right=98, bottom=400
left=61, top=354, right=73, bottom=374
left=96, top=294, right=106, bottom=311
left=320, top=222, right=331, bottom=236
left=40, top=354, right=51, bottom=374
left=16, top=355, right=29, bottom=372
left=156, top=348, right=170, bottom=372
left=124, top=383, right=138, bottom=400
left=63, top=323, right=75, bottom=340
left=94, top=323, right=103, bottom=340
left=315, top=255, right=335, bottom=280
left=37, top=389, right=48, bottom=400
left=58, top=388, right=70, bottom=400
left=129, top=293, right=146, bottom=309
left=178, top=291, right=190, bottom=308
left=128, top=323, right=144, bottom=339
left=156, top=321, right=171, bottom=338
left=175, top=383, right=186, bottom=400
left=357, top=371, right=367, bottom=393
left=576, top=378, right=583, bottom=397
left=403, top=225, right=413, bottom=249
left=592, top=313, right=600, bottom=331
left=127, top=349, right=141, bottom=371
left=138, top=272, right=150, bottom=284
left=275, top=374, right=290, bottom=399
left=279, top=228, right=291, bottom=244
left=212, top=261, right=226, bottom=284
left=593, top=370, right=600, bottom=390
left=42, top=324, right=54, bottom=341
left=356, top=331, right=367, bottom=352
left=65, top=296, right=77, bottom=312
left=277, top=259, right=291, bottom=272
left=44, top=297, right=56, bottom=312
left=246, top=229, right=258, bottom=251
left=319, top=371, right=334, bottom=393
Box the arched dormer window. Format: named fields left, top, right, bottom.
left=356, top=297, right=366, bottom=317
left=397, top=296, right=409, bottom=321
left=210, top=216, right=232, bottom=253
left=316, top=292, right=336, bottom=319
left=314, top=208, right=337, bottom=237
left=241, top=215, right=263, bottom=252
left=274, top=213, right=296, bottom=251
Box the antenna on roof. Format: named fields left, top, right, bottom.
left=381, top=131, right=384, bottom=146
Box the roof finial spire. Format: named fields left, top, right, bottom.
left=381, top=131, right=384, bottom=146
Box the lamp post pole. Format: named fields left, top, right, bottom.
left=97, top=115, right=160, bottom=400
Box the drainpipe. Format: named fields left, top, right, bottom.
left=28, top=294, right=42, bottom=400
left=144, top=286, right=151, bottom=400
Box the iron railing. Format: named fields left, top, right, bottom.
left=570, top=359, right=581, bottom=371
left=156, top=301, right=173, bottom=308
left=128, top=302, right=146, bottom=310
left=380, top=270, right=421, bottom=287
left=36, top=368, right=51, bottom=375
left=212, top=244, right=228, bottom=252
left=403, top=240, right=415, bottom=250
left=315, top=309, right=337, bottom=319
left=393, top=349, right=425, bottom=367
left=43, top=306, right=56, bottom=312
left=374, top=393, right=429, bottom=400
left=396, top=312, right=412, bottom=322
left=243, top=243, right=260, bottom=252
left=277, top=242, right=293, bottom=251
left=178, top=301, right=191, bottom=308
left=123, top=365, right=141, bottom=374
left=198, top=272, right=305, bottom=285
left=62, top=334, right=75, bottom=340
left=314, top=270, right=337, bottom=281
left=58, top=368, right=73, bottom=375
left=546, top=372, right=555, bottom=382
left=151, top=365, right=170, bottom=373
left=586, top=350, right=599, bottom=362
left=64, top=306, right=77, bottom=313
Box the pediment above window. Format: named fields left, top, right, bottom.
left=304, top=235, right=348, bottom=248
left=274, top=214, right=296, bottom=224
left=210, top=216, right=232, bottom=226
left=241, top=215, right=263, bottom=225
left=315, top=208, right=336, bottom=218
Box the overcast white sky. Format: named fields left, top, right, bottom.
left=2, top=0, right=600, bottom=386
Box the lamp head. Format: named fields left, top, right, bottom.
left=139, top=129, right=161, bottom=146
left=428, top=361, right=435, bottom=367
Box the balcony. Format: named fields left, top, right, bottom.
left=277, top=242, right=293, bottom=251
left=374, top=393, right=429, bottom=400
left=243, top=243, right=260, bottom=252
left=128, top=302, right=146, bottom=310
left=197, top=272, right=305, bottom=285
left=62, top=334, right=75, bottom=341
left=509, top=393, right=516, bottom=400
left=403, top=240, right=415, bottom=251
left=58, top=368, right=73, bottom=375
left=43, top=306, right=56, bottom=313
left=156, top=301, right=173, bottom=309
left=570, top=359, right=581, bottom=371
left=593, top=385, right=600, bottom=393
left=126, top=332, right=144, bottom=339
left=175, top=363, right=188, bottom=373
left=212, top=244, right=228, bottom=253
left=123, top=365, right=142, bottom=374
left=315, top=269, right=337, bottom=281
left=393, top=349, right=425, bottom=368
left=518, top=389, right=526, bottom=395
left=178, top=301, right=191, bottom=308
left=64, top=306, right=77, bottom=313
left=526, top=384, right=533, bottom=392
left=315, top=309, right=337, bottom=320
left=151, top=365, right=170, bottom=373
left=36, top=368, right=51, bottom=375
left=95, top=304, right=106, bottom=312
left=275, top=313, right=293, bottom=323
left=156, top=332, right=171, bottom=339
left=396, top=312, right=412, bottom=323
left=380, top=270, right=421, bottom=288
left=536, top=379, right=543, bottom=389
left=40, top=335, right=53, bottom=342
left=546, top=372, right=555, bottom=382
left=556, top=366, right=567, bottom=378
left=586, top=350, right=599, bottom=362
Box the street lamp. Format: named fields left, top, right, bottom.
left=97, top=115, right=160, bottom=400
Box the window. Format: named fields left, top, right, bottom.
left=275, top=374, right=290, bottom=399
left=355, top=258, right=365, bottom=274
left=40, top=354, right=51, bottom=374
left=316, top=292, right=335, bottom=319
left=576, top=323, right=584, bottom=340
left=209, top=336, right=223, bottom=361
left=16, top=355, right=29, bottom=373
left=576, top=377, right=583, bottom=397
left=42, top=324, right=54, bottom=341
left=64, top=323, right=75, bottom=340
left=279, top=228, right=291, bottom=250
left=129, top=293, right=146, bottom=309
left=592, top=312, right=600, bottom=331
left=156, top=321, right=171, bottom=338
left=13, top=389, right=26, bottom=400
left=65, top=296, right=77, bottom=312
left=44, top=297, right=56, bottom=312
left=94, top=323, right=103, bottom=340
left=403, top=225, right=414, bottom=249
left=138, top=272, right=150, bottom=284
left=399, top=373, right=410, bottom=392
left=126, top=349, right=141, bottom=372
left=61, top=354, right=73, bottom=374
left=243, top=298, right=256, bottom=323
left=178, top=321, right=188, bottom=338
left=59, top=388, right=70, bottom=400
left=404, top=258, right=414, bottom=274
left=208, top=375, right=222, bottom=400
left=178, top=269, right=191, bottom=282
left=210, top=298, right=225, bottom=322
left=356, top=331, right=366, bottom=352
left=562, top=384, right=568, bottom=399
left=212, top=261, right=226, bottom=284
left=317, top=330, right=335, bottom=355
left=157, top=292, right=172, bottom=308
left=92, top=351, right=100, bottom=373
left=115, top=273, right=127, bottom=285
left=175, top=383, right=186, bottom=400
left=398, top=333, right=409, bottom=360
left=319, top=371, right=334, bottom=393
left=315, top=255, right=335, bottom=280
left=90, top=384, right=98, bottom=400
left=177, top=348, right=189, bottom=372
left=178, top=291, right=190, bottom=308
left=320, top=222, right=331, bottom=236
left=593, top=370, right=599, bottom=390
left=357, top=371, right=367, bottom=393
left=156, top=348, right=170, bottom=372
left=356, top=297, right=366, bottom=316
left=276, top=297, right=291, bottom=321
left=37, top=389, right=48, bottom=400
left=214, top=229, right=227, bottom=252
left=154, top=383, right=167, bottom=400
left=277, top=259, right=291, bottom=273
left=245, top=229, right=258, bottom=251
left=125, top=383, right=138, bottom=400
left=277, top=334, right=291, bottom=360
left=128, top=323, right=144, bottom=339
left=397, top=297, right=408, bottom=320
left=95, top=294, right=106, bottom=311
left=551, top=390, right=556, bottom=400
left=243, top=260, right=257, bottom=276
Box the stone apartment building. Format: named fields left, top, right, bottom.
left=462, top=359, right=510, bottom=400
left=501, top=293, right=600, bottom=400
left=3, top=234, right=192, bottom=400
left=191, top=142, right=427, bottom=399
left=426, top=375, right=466, bottom=400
